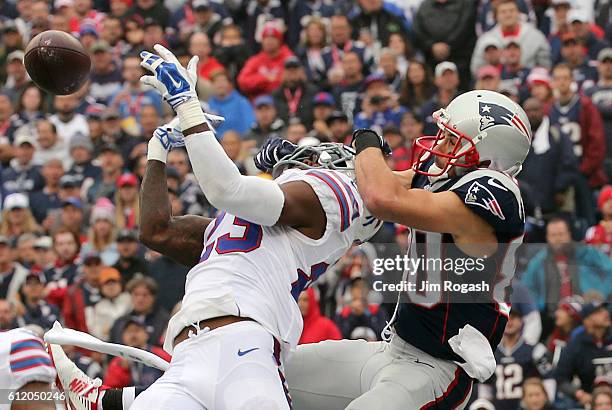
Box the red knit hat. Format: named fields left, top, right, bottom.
left=261, top=23, right=283, bottom=42
left=597, top=185, right=612, bottom=211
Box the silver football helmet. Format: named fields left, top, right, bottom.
left=272, top=142, right=356, bottom=179
left=412, top=90, right=532, bottom=178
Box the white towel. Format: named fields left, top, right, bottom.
left=448, top=324, right=496, bottom=383
left=531, top=116, right=550, bottom=155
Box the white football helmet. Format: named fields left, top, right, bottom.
left=412, top=90, right=532, bottom=178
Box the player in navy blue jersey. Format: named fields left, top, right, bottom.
left=479, top=310, right=553, bottom=410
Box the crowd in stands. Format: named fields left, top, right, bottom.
left=0, top=0, right=610, bottom=409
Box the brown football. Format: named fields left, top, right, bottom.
left=24, top=30, right=91, bottom=95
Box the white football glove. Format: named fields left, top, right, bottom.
left=154, top=117, right=185, bottom=150
left=140, top=44, right=198, bottom=111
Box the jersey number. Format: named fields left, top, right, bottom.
left=495, top=363, right=523, bottom=400
left=200, top=216, right=263, bottom=262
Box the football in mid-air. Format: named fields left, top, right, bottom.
left=24, top=30, right=91, bottom=95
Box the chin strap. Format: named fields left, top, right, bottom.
left=426, top=163, right=450, bottom=184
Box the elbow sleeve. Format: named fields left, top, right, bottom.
left=184, top=131, right=285, bottom=226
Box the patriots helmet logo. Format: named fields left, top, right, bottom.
left=479, top=101, right=530, bottom=139
left=464, top=181, right=505, bottom=220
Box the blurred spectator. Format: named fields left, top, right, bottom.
left=2, top=51, right=29, bottom=102
left=166, top=149, right=210, bottom=216
left=520, top=377, right=554, bottom=410
left=285, top=120, right=308, bottom=145
left=546, top=295, right=583, bottom=362
left=91, top=267, right=131, bottom=341
left=81, top=204, right=119, bottom=266
left=521, top=217, right=612, bottom=317
left=208, top=70, right=256, bottom=137
left=378, top=48, right=403, bottom=94
left=86, top=144, right=124, bottom=203
left=471, top=0, right=551, bottom=75
left=147, top=251, right=189, bottom=313
left=399, top=110, right=424, bottom=155
left=113, top=228, right=148, bottom=283
left=16, top=233, right=36, bottom=268
left=558, top=31, right=599, bottom=91
left=0, top=235, right=28, bottom=306
left=29, top=158, right=64, bottom=226
left=104, top=317, right=169, bottom=388
left=327, top=110, right=351, bottom=144
left=383, top=125, right=410, bottom=171
left=142, top=18, right=167, bottom=51
left=585, top=48, right=612, bottom=181
left=479, top=310, right=551, bottom=410
left=0, top=193, right=41, bottom=240
left=98, top=107, right=142, bottom=162
left=32, top=236, right=55, bottom=272
left=212, top=24, right=251, bottom=83
left=33, top=120, right=70, bottom=168
left=272, top=56, right=317, bottom=128
left=287, top=1, right=334, bottom=48
left=89, top=40, right=123, bottom=104
left=413, top=0, right=477, bottom=89
left=550, top=63, right=607, bottom=190
left=499, top=38, right=530, bottom=96
left=354, top=73, right=406, bottom=134
left=294, top=17, right=328, bottom=86
left=67, top=133, right=102, bottom=185
left=245, top=0, right=287, bottom=51
left=123, top=15, right=145, bottom=53
left=12, top=84, right=46, bottom=132
left=243, top=95, right=285, bottom=148
left=349, top=0, right=410, bottom=53
left=57, top=198, right=86, bottom=238
left=399, top=60, right=435, bottom=112
left=2, top=131, right=44, bottom=193
left=188, top=32, right=223, bottom=82
left=20, top=271, right=59, bottom=332
left=0, top=299, right=18, bottom=330
left=567, top=8, right=608, bottom=64
left=45, top=228, right=81, bottom=309
left=62, top=252, right=103, bottom=334
left=220, top=130, right=246, bottom=174
left=335, top=277, right=387, bottom=341
left=331, top=51, right=366, bottom=121
left=128, top=0, right=170, bottom=28
left=49, top=94, right=90, bottom=144
left=322, top=15, right=373, bottom=79
left=518, top=97, right=578, bottom=218
left=114, top=173, right=139, bottom=230
left=556, top=301, right=612, bottom=407
left=110, top=275, right=169, bottom=346
left=421, top=61, right=460, bottom=136
left=108, top=54, right=162, bottom=136
left=526, top=67, right=553, bottom=106
left=310, top=92, right=335, bottom=139
left=175, top=0, right=226, bottom=44
left=238, top=23, right=293, bottom=99
left=298, top=287, right=342, bottom=345
left=475, top=65, right=501, bottom=91
left=100, top=16, right=127, bottom=61
left=591, top=386, right=612, bottom=410
left=0, top=93, right=16, bottom=146
left=586, top=186, right=612, bottom=256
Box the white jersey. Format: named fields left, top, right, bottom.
left=0, top=328, right=56, bottom=408
left=164, top=168, right=381, bottom=354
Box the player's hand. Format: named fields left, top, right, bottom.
left=351, top=129, right=392, bottom=156
left=140, top=44, right=198, bottom=111
left=254, top=137, right=297, bottom=172
left=154, top=117, right=185, bottom=150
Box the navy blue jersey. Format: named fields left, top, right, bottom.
left=488, top=339, right=550, bottom=410
left=548, top=95, right=584, bottom=159
left=394, top=168, right=525, bottom=363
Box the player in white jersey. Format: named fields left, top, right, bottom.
left=58, top=44, right=380, bottom=410
left=0, top=328, right=57, bottom=410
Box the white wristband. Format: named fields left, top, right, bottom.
left=176, top=98, right=206, bottom=131
left=147, top=137, right=168, bottom=163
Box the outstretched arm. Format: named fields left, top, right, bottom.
left=139, top=137, right=211, bottom=266
left=139, top=45, right=325, bottom=235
